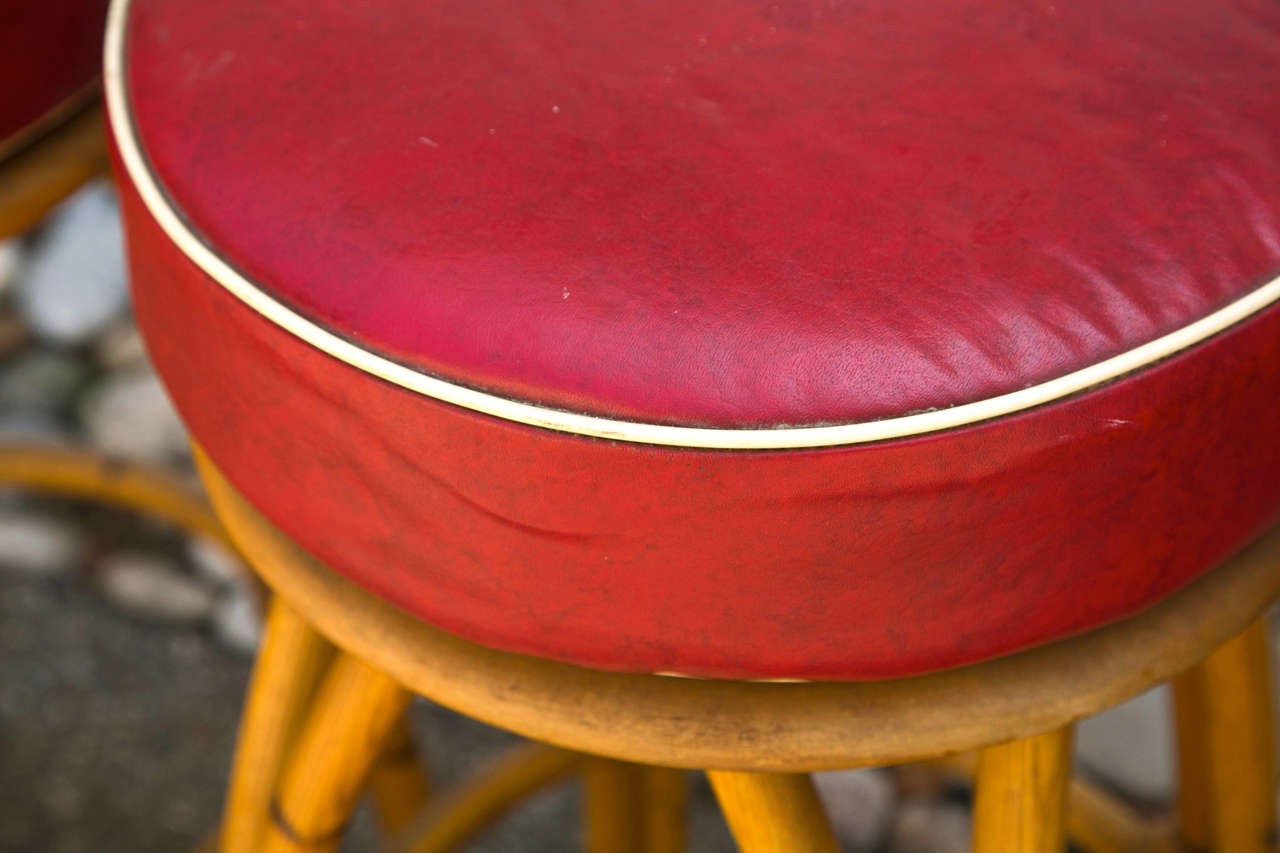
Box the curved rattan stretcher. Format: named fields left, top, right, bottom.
left=0, top=95, right=107, bottom=240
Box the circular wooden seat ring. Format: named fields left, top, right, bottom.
left=195, top=445, right=1280, bottom=772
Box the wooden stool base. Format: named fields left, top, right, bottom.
left=196, top=447, right=1280, bottom=853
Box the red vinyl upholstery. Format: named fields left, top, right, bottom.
left=112, top=0, right=1280, bottom=679
left=0, top=0, right=108, bottom=148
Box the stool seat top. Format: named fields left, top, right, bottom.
left=116, top=0, right=1280, bottom=445
left=113, top=0, right=1280, bottom=678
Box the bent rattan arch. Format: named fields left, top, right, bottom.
left=195, top=445, right=1280, bottom=773
left=0, top=97, right=107, bottom=240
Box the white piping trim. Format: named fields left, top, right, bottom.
left=104, top=0, right=1280, bottom=450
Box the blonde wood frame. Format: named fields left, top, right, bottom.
left=0, top=445, right=233, bottom=551
left=973, top=726, right=1073, bottom=853
left=195, top=444, right=1280, bottom=772
left=198, top=447, right=1280, bottom=852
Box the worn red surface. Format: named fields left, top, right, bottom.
left=0, top=1, right=108, bottom=146
left=117, top=0, right=1280, bottom=677
left=124, top=0, right=1280, bottom=427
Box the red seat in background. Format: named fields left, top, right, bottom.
left=1, top=1, right=109, bottom=152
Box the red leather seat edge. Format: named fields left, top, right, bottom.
left=109, top=0, right=1280, bottom=679
left=118, top=171, right=1280, bottom=679
left=0, top=1, right=109, bottom=148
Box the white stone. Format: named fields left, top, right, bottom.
left=0, top=238, right=25, bottom=297
left=96, top=552, right=216, bottom=623
left=0, top=352, right=87, bottom=413
left=94, top=320, right=149, bottom=369
left=889, top=801, right=970, bottom=853
left=1076, top=685, right=1174, bottom=802
left=212, top=583, right=262, bottom=655
left=80, top=369, right=189, bottom=463
left=15, top=181, right=128, bottom=345
left=187, top=537, right=249, bottom=588
left=814, top=768, right=896, bottom=850
left=0, top=511, right=85, bottom=577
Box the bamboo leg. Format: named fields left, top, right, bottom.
left=259, top=652, right=413, bottom=853
left=707, top=770, right=840, bottom=853
left=1172, top=667, right=1213, bottom=852
left=220, top=596, right=335, bottom=853
left=972, top=726, right=1073, bottom=853
left=642, top=767, right=686, bottom=853
left=400, top=743, right=580, bottom=853
left=368, top=714, right=431, bottom=835
left=922, top=752, right=1178, bottom=853
left=1180, top=620, right=1276, bottom=853
left=584, top=758, right=647, bottom=853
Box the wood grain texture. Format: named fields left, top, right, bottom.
left=1172, top=666, right=1213, bottom=852
left=973, top=727, right=1073, bottom=853
left=924, top=753, right=1178, bottom=853
left=707, top=771, right=839, bottom=853
left=1195, top=621, right=1276, bottom=853
left=220, top=598, right=334, bottom=853
left=584, top=758, right=648, bottom=853
left=259, top=652, right=411, bottom=853
left=195, top=446, right=1280, bottom=772
left=641, top=766, right=687, bottom=853
left=583, top=761, right=684, bottom=853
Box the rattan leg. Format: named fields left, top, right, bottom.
left=973, top=726, right=1073, bottom=853
left=259, top=652, right=412, bottom=853
left=641, top=766, right=686, bottom=853
left=584, top=757, right=648, bottom=853
left=220, top=596, right=334, bottom=853
left=1173, top=663, right=1213, bottom=852
left=707, top=770, right=840, bottom=853
left=1177, top=620, right=1276, bottom=853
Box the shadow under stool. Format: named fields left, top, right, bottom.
left=103, top=0, right=1280, bottom=850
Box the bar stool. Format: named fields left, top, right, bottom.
left=105, top=0, right=1280, bottom=849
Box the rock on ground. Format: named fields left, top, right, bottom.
left=0, top=510, right=85, bottom=578
left=1075, top=685, right=1174, bottom=803
left=0, top=351, right=87, bottom=415
left=94, top=320, right=149, bottom=370
left=814, top=768, right=896, bottom=850
left=95, top=552, right=217, bottom=624
left=211, top=585, right=262, bottom=656
left=15, top=182, right=129, bottom=346
left=889, top=800, right=971, bottom=853
left=80, top=369, right=189, bottom=464
left=0, top=238, right=24, bottom=296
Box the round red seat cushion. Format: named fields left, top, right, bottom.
left=0, top=1, right=109, bottom=149
left=111, top=0, right=1280, bottom=678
